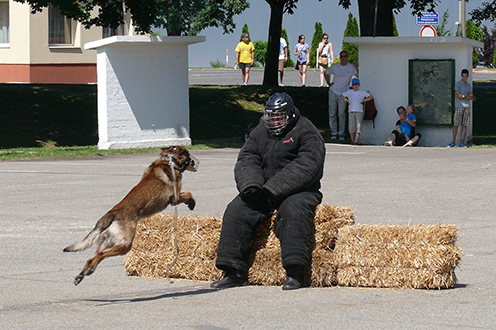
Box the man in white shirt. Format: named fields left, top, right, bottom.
left=278, top=37, right=288, bottom=86
left=325, top=50, right=358, bottom=141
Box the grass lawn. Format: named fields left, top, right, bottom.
left=0, top=83, right=494, bottom=160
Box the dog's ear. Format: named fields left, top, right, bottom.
left=160, top=146, right=175, bottom=159
left=177, top=146, right=189, bottom=157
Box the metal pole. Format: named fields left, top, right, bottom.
left=373, top=0, right=379, bottom=37
left=458, top=0, right=466, bottom=38
left=123, top=0, right=129, bottom=36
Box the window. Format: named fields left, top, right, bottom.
left=0, top=0, right=9, bottom=44
left=49, top=4, right=72, bottom=45
left=102, top=26, right=119, bottom=39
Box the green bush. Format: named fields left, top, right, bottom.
left=209, top=59, right=226, bottom=68
left=253, top=40, right=268, bottom=66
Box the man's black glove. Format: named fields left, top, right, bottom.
left=241, top=186, right=263, bottom=201
left=262, top=188, right=279, bottom=209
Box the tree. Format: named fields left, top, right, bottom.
left=466, top=20, right=484, bottom=68
left=470, top=1, right=496, bottom=24
left=262, top=0, right=299, bottom=86
left=480, top=25, right=496, bottom=68
left=393, top=13, right=399, bottom=36
left=436, top=9, right=453, bottom=37
left=240, top=23, right=251, bottom=42
left=338, top=0, right=439, bottom=37
left=342, top=12, right=359, bottom=65
left=16, top=0, right=249, bottom=36
left=309, top=22, right=323, bottom=68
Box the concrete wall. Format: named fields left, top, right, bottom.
left=344, top=37, right=482, bottom=147
left=85, top=36, right=205, bottom=149
left=0, top=1, right=30, bottom=64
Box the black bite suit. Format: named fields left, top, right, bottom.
left=215, top=109, right=326, bottom=275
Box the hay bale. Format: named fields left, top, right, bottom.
left=124, top=215, right=224, bottom=281
left=124, top=204, right=354, bottom=286
left=334, top=224, right=462, bottom=289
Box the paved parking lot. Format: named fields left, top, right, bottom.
left=188, top=68, right=496, bottom=87
left=1, top=145, right=495, bottom=329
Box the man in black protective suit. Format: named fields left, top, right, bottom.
left=211, top=92, right=326, bottom=290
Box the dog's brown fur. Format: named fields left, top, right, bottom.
left=64, top=146, right=197, bottom=285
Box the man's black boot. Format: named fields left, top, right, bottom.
left=210, top=269, right=248, bottom=289
left=282, top=265, right=305, bottom=290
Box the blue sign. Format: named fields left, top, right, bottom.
left=416, top=12, right=439, bottom=26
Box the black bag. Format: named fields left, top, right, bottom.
left=363, top=98, right=378, bottom=128
left=295, top=62, right=299, bottom=70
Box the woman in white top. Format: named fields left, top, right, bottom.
left=317, top=33, right=334, bottom=87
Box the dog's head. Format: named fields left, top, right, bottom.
left=160, top=146, right=199, bottom=172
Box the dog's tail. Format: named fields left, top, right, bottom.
left=63, top=212, right=115, bottom=252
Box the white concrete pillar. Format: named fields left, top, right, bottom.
left=85, top=36, right=205, bottom=149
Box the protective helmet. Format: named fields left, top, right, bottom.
left=262, top=92, right=296, bottom=135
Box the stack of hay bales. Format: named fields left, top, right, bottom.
left=124, top=206, right=462, bottom=289
left=124, top=204, right=355, bottom=286
left=334, top=224, right=462, bottom=289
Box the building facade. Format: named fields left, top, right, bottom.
left=0, top=0, right=131, bottom=84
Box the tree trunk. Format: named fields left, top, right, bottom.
left=358, top=0, right=394, bottom=36
left=262, top=0, right=284, bottom=86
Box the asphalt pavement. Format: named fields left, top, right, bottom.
left=188, top=68, right=496, bottom=87
left=1, top=145, right=495, bottom=329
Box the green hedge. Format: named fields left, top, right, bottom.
left=0, top=83, right=494, bottom=148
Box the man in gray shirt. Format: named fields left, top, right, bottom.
left=325, top=50, right=357, bottom=142
left=448, top=69, right=474, bottom=148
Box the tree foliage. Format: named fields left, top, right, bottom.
left=466, top=20, right=484, bottom=68
left=338, top=0, right=439, bottom=37
left=309, top=22, right=323, bottom=68
left=240, top=23, right=251, bottom=42
left=435, top=9, right=453, bottom=37
left=253, top=40, right=268, bottom=65
left=15, top=0, right=249, bottom=36
left=342, top=12, right=359, bottom=64
left=480, top=25, right=496, bottom=68
left=470, top=1, right=496, bottom=25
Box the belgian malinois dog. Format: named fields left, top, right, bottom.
left=64, top=146, right=198, bottom=285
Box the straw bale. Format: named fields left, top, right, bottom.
left=337, top=267, right=458, bottom=290
left=336, top=224, right=459, bottom=245
left=334, top=223, right=462, bottom=289
left=311, top=248, right=338, bottom=287
left=334, top=245, right=461, bottom=273
left=314, top=204, right=355, bottom=250
left=124, top=204, right=354, bottom=286
left=124, top=214, right=224, bottom=281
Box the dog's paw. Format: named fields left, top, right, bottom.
left=187, top=199, right=196, bottom=210
left=74, top=274, right=84, bottom=286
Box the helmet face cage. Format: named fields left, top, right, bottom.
left=263, top=110, right=289, bottom=135
left=263, top=93, right=294, bottom=135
